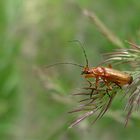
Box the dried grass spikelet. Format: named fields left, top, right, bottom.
left=69, top=41, right=140, bottom=128
left=103, top=41, right=140, bottom=126
left=124, top=75, right=140, bottom=126
left=103, top=41, right=140, bottom=67
left=69, top=83, right=119, bottom=128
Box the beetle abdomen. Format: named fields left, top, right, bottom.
left=103, top=67, right=133, bottom=85
left=93, top=67, right=133, bottom=86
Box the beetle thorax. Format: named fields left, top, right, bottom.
left=93, top=67, right=104, bottom=75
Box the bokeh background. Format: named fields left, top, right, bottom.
left=1, top=0, right=140, bottom=140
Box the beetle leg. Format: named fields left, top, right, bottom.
left=106, top=88, right=111, bottom=98
left=95, top=76, right=99, bottom=89
left=88, top=77, right=99, bottom=98
left=84, top=79, right=96, bottom=98
left=87, top=81, right=96, bottom=98
left=88, top=77, right=100, bottom=98
left=101, top=78, right=111, bottom=97
left=102, top=78, right=112, bottom=90
left=113, top=82, right=122, bottom=89
left=86, top=79, right=92, bottom=87
left=90, top=88, right=95, bottom=98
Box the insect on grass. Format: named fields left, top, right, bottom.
left=46, top=40, right=133, bottom=127
left=46, top=40, right=133, bottom=91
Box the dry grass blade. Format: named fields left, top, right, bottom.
left=83, top=9, right=124, bottom=48
left=103, top=42, right=140, bottom=126
left=69, top=82, right=118, bottom=128
left=69, top=106, right=102, bottom=128
left=125, top=41, right=140, bottom=50
left=91, top=91, right=117, bottom=124
left=103, top=41, right=140, bottom=66
left=68, top=111, right=93, bottom=128
left=124, top=76, right=140, bottom=126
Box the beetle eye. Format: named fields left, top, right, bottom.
left=81, top=71, right=89, bottom=75
left=81, top=71, right=85, bottom=75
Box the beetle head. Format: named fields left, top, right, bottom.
left=81, top=67, right=91, bottom=75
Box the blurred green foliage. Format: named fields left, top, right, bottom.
left=0, top=0, right=140, bottom=140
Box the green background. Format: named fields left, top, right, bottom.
left=0, top=0, right=140, bottom=140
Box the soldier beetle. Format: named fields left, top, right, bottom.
left=46, top=40, right=133, bottom=90
left=46, top=41, right=134, bottom=127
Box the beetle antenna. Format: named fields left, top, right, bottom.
left=69, top=40, right=89, bottom=67
left=45, top=62, right=84, bottom=69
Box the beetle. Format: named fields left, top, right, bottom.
left=46, top=41, right=133, bottom=128
left=46, top=40, right=133, bottom=90
left=81, top=65, right=133, bottom=90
